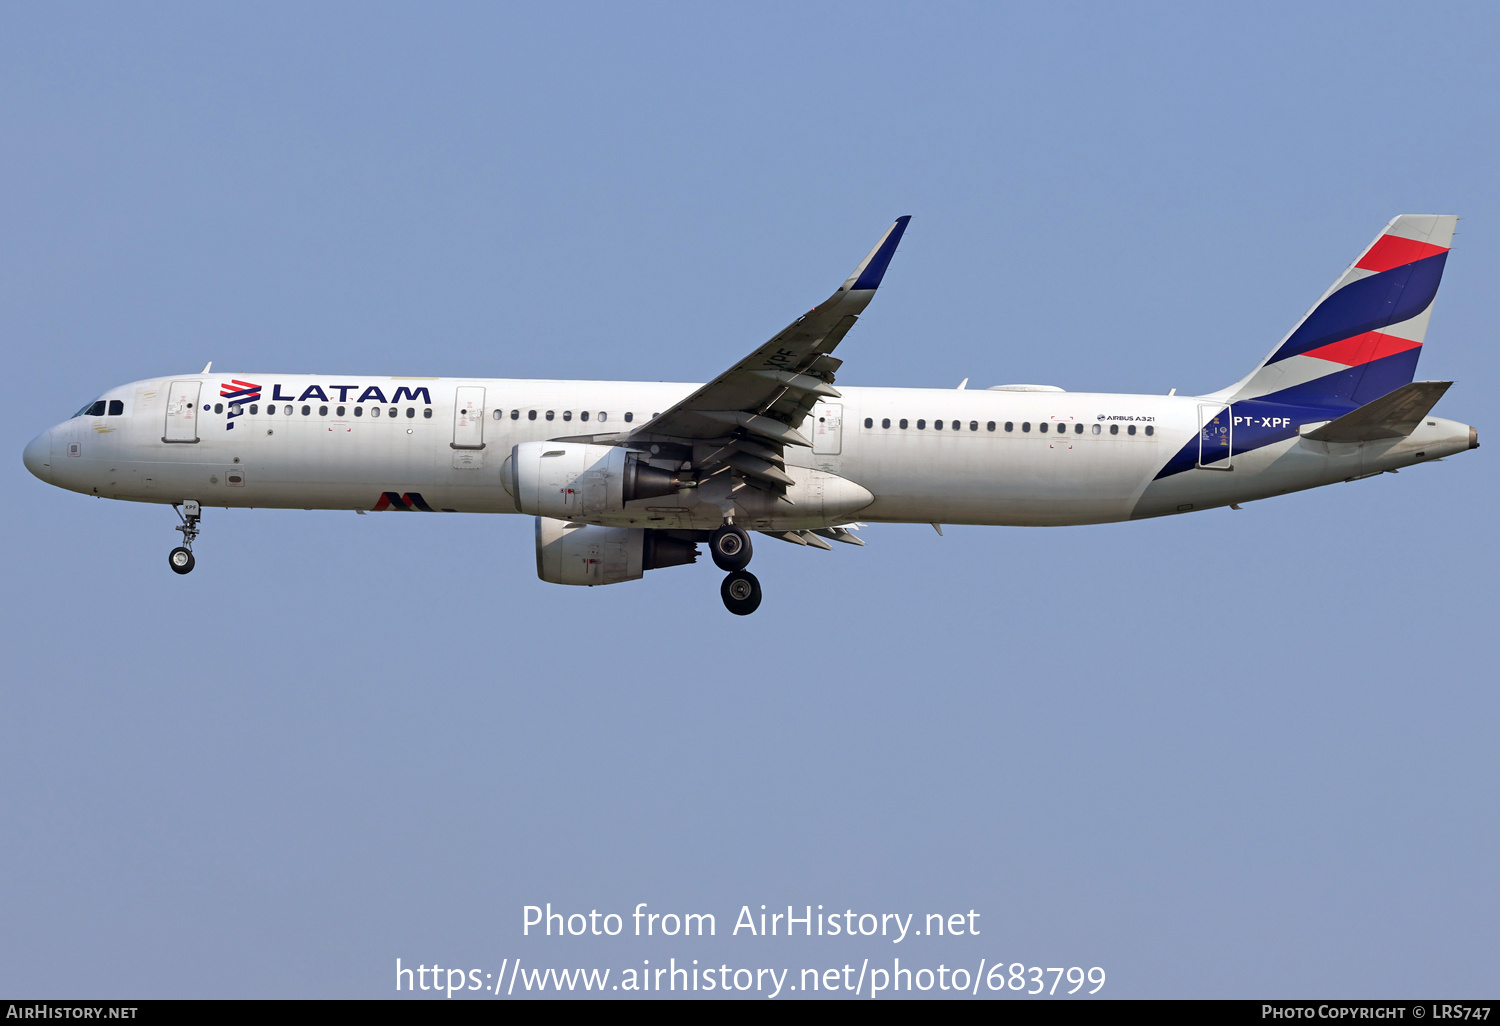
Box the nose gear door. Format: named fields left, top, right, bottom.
left=163, top=381, right=202, bottom=443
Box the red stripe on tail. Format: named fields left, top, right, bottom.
left=1356, top=235, right=1448, bottom=273
left=1301, top=330, right=1422, bottom=367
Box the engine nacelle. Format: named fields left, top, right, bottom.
left=505, top=441, right=682, bottom=518
left=535, top=517, right=698, bottom=586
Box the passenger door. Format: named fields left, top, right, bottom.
left=1197, top=403, right=1233, bottom=470
left=162, top=381, right=201, bottom=443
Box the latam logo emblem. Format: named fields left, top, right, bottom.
left=220, top=380, right=262, bottom=430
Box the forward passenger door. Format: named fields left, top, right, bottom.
left=162, top=381, right=201, bottom=443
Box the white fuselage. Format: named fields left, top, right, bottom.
left=25, top=373, right=1476, bottom=529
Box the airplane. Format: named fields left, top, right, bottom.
left=22, top=215, right=1479, bottom=615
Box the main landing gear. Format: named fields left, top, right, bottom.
left=709, top=523, right=752, bottom=572
left=720, top=569, right=762, bottom=616
left=168, top=500, right=201, bottom=575
left=711, top=523, right=761, bottom=615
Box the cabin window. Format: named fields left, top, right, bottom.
left=580, top=411, right=589, bottom=422
left=212, top=403, right=222, bottom=414
left=371, top=407, right=381, bottom=418
left=319, top=405, right=328, bottom=416
left=1004, top=422, right=1013, bottom=432
left=987, top=421, right=996, bottom=431
left=1074, top=423, right=1083, bottom=434
left=388, top=407, right=398, bottom=418
left=424, top=408, right=432, bottom=419
left=546, top=411, right=555, bottom=421
left=933, top=419, right=942, bottom=430
left=970, top=421, right=978, bottom=431
left=108, top=400, right=124, bottom=416
left=406, top=408, right=415, bottom=419
left=562, top=411, right=572, bottom=421
left=1128, top=424, right=1137, bottom=435
left=598, top=412, right=607, bottom=422
left=624, top=412, right=633, bottom=423
left=248, top=404, right=258, bottom=415
left=882, top=418, right=891, bottom=429
left=1039, top=422, right=1048, bottom=433
left=1109, top=424, right=1118, bottom=435
left=354, top=406, right=363, bottom=417
left=528, top=410, right=537, bottom=420
left=1145, top=425, right=1154, bottom=436
left=916, top=419, right=926, bottom=430
left=301, top=405, right=310, bottom=416
left=492, top=409, right=503, bottom=420
left=899, top=419, right=908, bottom=429
left=511, top=410, right=520, bottom=420
left=1091, top=423, right=1100, bottom=434
left=1022, top=422, right=1031, bottom=432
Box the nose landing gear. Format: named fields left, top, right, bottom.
left=169, top=500, right=201, bottom=575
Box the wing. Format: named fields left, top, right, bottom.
left=570, top=216, right=910, bottom=496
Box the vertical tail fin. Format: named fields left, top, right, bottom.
left=1226, top=215, right=1456, bottom=410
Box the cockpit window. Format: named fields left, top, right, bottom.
left=108, top=400, right=124, bottom=416
left=76, top=400, right=107, bottom=418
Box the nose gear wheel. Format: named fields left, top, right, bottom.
left=168, top=502, right=202, bottom=575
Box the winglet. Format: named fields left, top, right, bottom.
left=845, top=215, right=912, bottom=292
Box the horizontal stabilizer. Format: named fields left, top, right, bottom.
left=1301, top=380, right=1452, bottom=442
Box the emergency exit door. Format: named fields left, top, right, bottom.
left=812, top=402, right=843, bottom=455
left=162, top=380, right=201, bottom=443
left=452, top=386, right=486, bottom=449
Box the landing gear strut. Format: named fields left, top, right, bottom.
left=169, top=500, right=201, bottom=575
left=720, top=570, right=762, bottom=616
left=709, top=523, right=752, bottom=572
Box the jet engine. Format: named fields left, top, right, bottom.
left=505, top=441, right=684, bottom=518
left=535, top=517, right=698, bottom=586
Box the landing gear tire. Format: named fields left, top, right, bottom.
left=168, top=546, right=195, bottom=575
left=709, top=524, right=753, bottom=572
left=720, top=570, right=762, bottom=616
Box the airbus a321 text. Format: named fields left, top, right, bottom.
left=23, top=215, right=1479, bottom=614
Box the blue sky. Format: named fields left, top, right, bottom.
left=2, top=2, right=1496, bottom=998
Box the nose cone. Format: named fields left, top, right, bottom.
left=22, top=430, right=52, bottom=483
